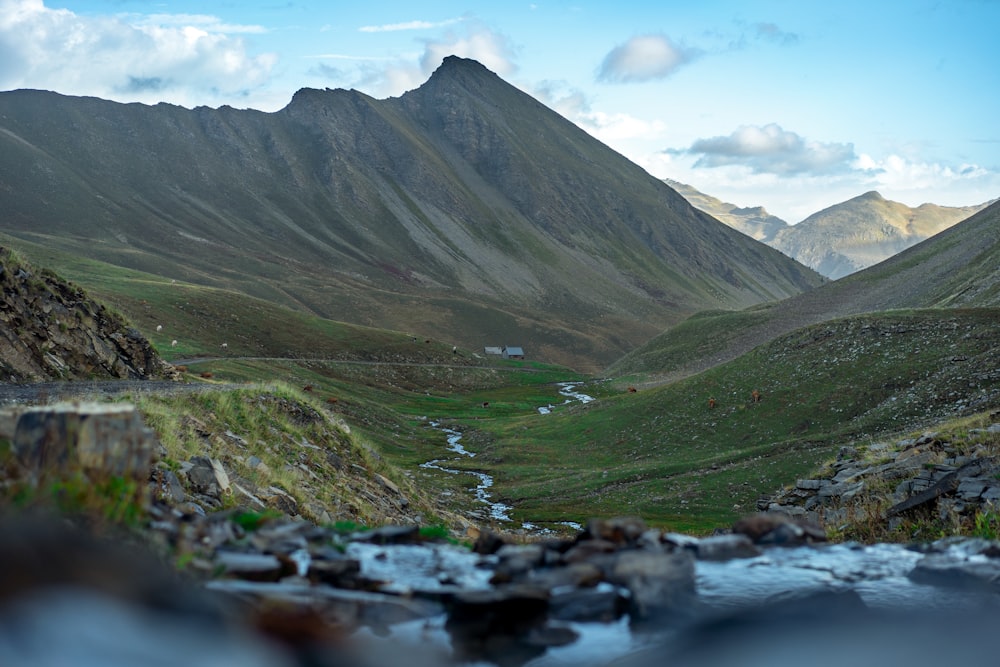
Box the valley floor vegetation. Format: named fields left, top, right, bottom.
left=4, top=238, right=998, bottom=542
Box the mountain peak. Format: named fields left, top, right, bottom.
left=423, top=56, right=504, bottom=91
left=439, top=55, right=484, bottom=69
left=857, top=190, right=885, bottom=202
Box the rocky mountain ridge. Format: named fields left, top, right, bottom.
left=0, top=57, right=821, bottom=371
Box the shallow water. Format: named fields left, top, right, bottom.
left=350, top=538, right=1000, bottom=666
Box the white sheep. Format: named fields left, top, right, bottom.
left=156, top=324, right=162, bottom=332
left=221, top=343, right=228, bottom=350
left=171, top=340, right=177, bottom=347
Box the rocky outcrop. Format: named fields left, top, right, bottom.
left=761, top=421, right=1000, bottom=538
left=0, top=248, right=170, bottom=381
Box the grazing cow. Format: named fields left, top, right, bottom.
left=708, top=397, right=717, bottom=409
left=627, top=386, right=637, bottom=393
left=303, top=385, right=314, bottom=392
left=482, top=401, right=490, bottom=408
left=200, top=371, right=213, bottom=379
left=751, top=389, right=761, bottom=403
left=326, top=397, right=339, bottom=404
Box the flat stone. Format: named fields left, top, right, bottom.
left=957, top=480, right=988, bottom=500
left=982, top=486, right=1000, bottom=504
left=691, top=534, right=761, bottom=561
left=832, top=467, right=869, bottom=483
left=214, top=552, right=285, bottom=581
left=205, top=580, right=442, bottom=630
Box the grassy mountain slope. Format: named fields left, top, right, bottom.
left=4, top=234, right=497, bottom=368
left=0, top=57, right=821, bottom=372
left=610, top=199, right=1000, bottom=380
left=479, top=308, right=1000, bottom=532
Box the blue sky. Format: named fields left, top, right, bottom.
left=2, top=0, right=998, bottom=222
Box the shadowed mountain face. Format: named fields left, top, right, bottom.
left=0, top=56, right=821, bottom=371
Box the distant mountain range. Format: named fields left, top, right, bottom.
left=0, top=57, right=820, bottom=371
left=666, top=180, right=992, bottom=279
left=610, top=198, right=1000, bottom=378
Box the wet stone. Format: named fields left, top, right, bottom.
left=306, top=558, right=363, bottom=587
left=214, top=552, right=285, bottom=581
left=206, top=580, right=442, bottom=631
left=691, top=533, right=762, bottom=561
left=445, top=585, right=552, bottom=667
left=351, top=525, right=421, bottom=545
left=606, top=549, right=696, bottom=620
left=562, top=538, right=618, bottom=563
left=584, top=517, right=647, bottom=546
left=548, top=583, right=629, bottom=623
left=908, top=554, right=1000, bottom=594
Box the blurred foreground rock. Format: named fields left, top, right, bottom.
left=3, top=401, right=156, bottom=487
left=4, top=404, right=1000, bottom=666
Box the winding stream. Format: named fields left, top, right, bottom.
left=420, top=381, right=595, bottom=528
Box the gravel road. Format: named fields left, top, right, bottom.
left=0, top=380, right=224, bottom=406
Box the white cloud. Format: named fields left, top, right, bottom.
left=359, top=18, right=463, bottom=33
left=753, top=22, right=798, bottom=46
left=129, top=13, right=267, bottom=35
left=597, top=34, right=694, bottom=83
left=418, top=26, right=516, bottom=78
left=340, top=24, right=517, bottom=98
left=639, top=141, right=999, bottom=223
left=531, top=80, right=590, bottom=119
left=853, top=153, right=999, bottom=206
left=681, top=124, right=856, bottom=176
left=576, top=110, right=667, bottom=144
left=0, top=0, right=277, bottom=107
